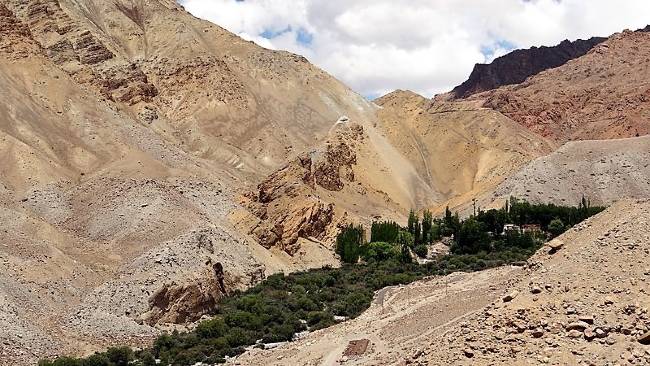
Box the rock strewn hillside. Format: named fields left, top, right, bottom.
left=450, top=37, right=605, bottom=99
left=423, top=199, right=650, bottom=365
left=0, top=0, right=374, bottom=364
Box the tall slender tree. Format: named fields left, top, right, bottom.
left=422, top=210, right=433, bottom=244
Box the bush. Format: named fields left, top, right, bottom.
left=547, top=218, right=565, bottom=237
left=413, top=244, right=428, bottom=258
left=361, top=242, right=399, bottom=262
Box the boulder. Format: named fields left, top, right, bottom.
left=548, top=239, right=564, bottom=252
left=566, top=321, right=590, bottom=331
left=503, top=290, right=519, bottom=302
left=638, top=331, right=650, bottom=345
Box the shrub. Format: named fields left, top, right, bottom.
left=196, top=318, right=228, bottom=338
left=547, top=218, right=565, bottom=237
left=361, top=242, right=399, bottom=262
left=413, top=244, right=428, bottom=258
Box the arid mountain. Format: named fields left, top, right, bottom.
left=2, top=1, right=650, bottom=365
left=0, top=0, right=374, bottom=363
left=450, top=37, right=605, bottom=99
left=374, top=90, right=555, bottom=213
left=475, top=29, right=650, bottom=142
left=234, top=200, right=650, bottom=365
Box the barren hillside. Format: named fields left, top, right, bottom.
left=2, top=2, right=650, bottom=365
left=0, top=0, right=374, bottom=363
left=489, top=135, right=650, bottom=207
left=375, top=90, right=555, bottom=213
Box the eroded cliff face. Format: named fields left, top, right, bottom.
left=243, top=123, right=363, bottom=255
left=450, top=37, right=605, bottom=99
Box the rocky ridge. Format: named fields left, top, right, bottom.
left=450, top=36, right=605, bottom=99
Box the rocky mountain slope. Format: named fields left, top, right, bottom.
left=450, top=36, right=605, bottom=99
left=234, top=199, right=650, bottom=365
left=375, top=90, right=555, bottom=213
left=2, top=1, right=650, bottom=365
left=0, top=0, right=374, bottom=363
left=475, top=29, right=650, bottom=142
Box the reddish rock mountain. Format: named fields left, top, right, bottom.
left=477, top=29, right=650, bottom=141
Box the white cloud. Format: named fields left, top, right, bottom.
left=179, top=0, right=650, bottom=98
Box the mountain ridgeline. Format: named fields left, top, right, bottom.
left=450, top=36, right=606, bottom=98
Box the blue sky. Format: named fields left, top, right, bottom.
left=180, top=0, right=650, bottom=98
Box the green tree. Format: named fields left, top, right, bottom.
left=336, top=224, right=365, bottom=263
left=453, top=218, right=490, bottom=254
left=407, top=210, right=421, bottom=243
left=396, top=230, right=414, bottom=248
left=547, top=218, right=565, bottom=237
left=370, top=221, right=400, bottom=243
left=422, top=210, right=433, bottom=243
left=400, top=243, right=412, bottom=263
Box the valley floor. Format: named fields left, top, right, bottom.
left=232, top=266, right=523, bottom=365
left=233, top=200, right=650, bottom=366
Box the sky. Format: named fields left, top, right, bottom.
left=179, top=0, right=650, bottom=99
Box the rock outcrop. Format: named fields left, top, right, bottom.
left=0, top=3, right=39, bottom=57
left=140, top=261, right=229, bottom=325
left=244, top=123, right=363, bottom=255
left=450, top=37, right=605, bottom=99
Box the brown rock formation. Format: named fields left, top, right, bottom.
left=476, top=29, right=650, bottom=141
left=0, top=3, right=39, bottom=57
left=140, top=261, right=230, bottom=325
left=245, top=123, right=363, bottom=255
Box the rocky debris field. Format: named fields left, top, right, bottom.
left=491, top=135, right=650, bottom=207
